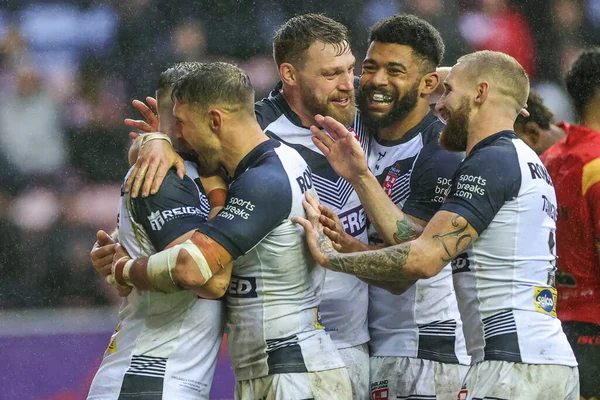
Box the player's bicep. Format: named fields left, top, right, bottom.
left=415, top=210, right=479, bottom=276
left=172, top=230, right=234, bottom=290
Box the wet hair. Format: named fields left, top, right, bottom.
left=171, top=62, right=255, bottom=115
left=565, top=47, right=600, bottom=116
left=458, top=51, right=529, bottom=113
left=156, top=61, right=203, bottom=96
left=515, top=89, right=554, bottom=130
left=368, top=14, right=445, bottom=73
left=273, top=13, right=351, bottom=67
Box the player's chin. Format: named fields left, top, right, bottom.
left=328, top=105, right=356, bottom=127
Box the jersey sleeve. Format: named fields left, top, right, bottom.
left=402, top=143, right=463, bottom=222
left=439, top=145, right=521, bottom=234
left=131, top=169, right=208, bottom=251
left=196, top=165, right=293, bottom=259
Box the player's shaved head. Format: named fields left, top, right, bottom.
left=457, top=51, right=529, bottom=114
left=272, top=13, right=350, bottom=68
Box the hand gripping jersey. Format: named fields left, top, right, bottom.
left=196, top=140, right=345, bottom=381
left=254, top=86, right=370, bottom=349
left=366, top=112, right=469, bottom=365
left=440, top=131, right=577, bottom=366
left=88, top=160, right=224, bottom=400
left=541, top=122, right=600, bottom=326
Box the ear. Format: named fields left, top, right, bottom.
left=208, top=109, right=223, bottom=134
left=474, top=81, right=489, bottom=105
left=279, top=62, right=297, bottom=87
left=420, top=71, right=440, bottom=96
left=524, top=121, right=541, bottom=144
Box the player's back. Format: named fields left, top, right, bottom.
left=366, top=112, right=469, bottom=365
left=88, top=161, right=224, bottom=400
left=541, top=122, right=600, bottom=325
left=441, top=131, right=576, bottom=366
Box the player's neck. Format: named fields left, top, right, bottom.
left=376, top=101, right=430, bottom=141
left=281, top=88, right=317, bottom=128
left=220, top=121, right=270, bottom=176
left=581, top=100, right=600, bottom=133
left=466, top=112, right=515, bottom=155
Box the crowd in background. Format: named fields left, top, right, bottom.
left=1, top=0, right=599, bottom=308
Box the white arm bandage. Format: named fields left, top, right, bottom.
left=146, top=239, right=213, bottom=293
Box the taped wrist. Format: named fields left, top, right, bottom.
left=141, top=132, right=172, bottom=148
left=113, top=256, right=134, bottom=287
left=146, top=239, right=213, bottom=293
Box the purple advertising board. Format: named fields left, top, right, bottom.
left=0, top=308, right=235, bottom=400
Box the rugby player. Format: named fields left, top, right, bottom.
left=110, top=62, right=351, bottom=399
left=295, top=50, right=579, bottom=399
left=88, top=62, right=230, bottom=400
left=315, top=14, right=469, bottom=400
left=541, top=48, right=600, bottom=400
left=514, top=89, right=565, bottom=155
left=123, top=14, right=371, bottom=398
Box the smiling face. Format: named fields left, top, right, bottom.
left=358, top=42, right=423, bottom=132
left=295, top=41, right=357, bottom=126
left=436, top=64, right=473, bottom=152
left=172, top=99, right=222, bottom=176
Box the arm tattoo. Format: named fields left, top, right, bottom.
left=393, top=217, right=420, bottom=244
left=432, top=215, right=473, bottom=262
left=326, top=242, right=412, bottom=281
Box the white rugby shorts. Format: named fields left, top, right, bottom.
left=234, top=367, right=352, bottom=400
left=370, top=356, right=469, bottom=400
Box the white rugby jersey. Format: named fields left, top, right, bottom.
left=366, top=112, right=469, bottom=365
left=254, top=85, right=370, bottom=349
left=440, top=131, right=577, bottom=366
left=197, top=140, right=345, bottom=381
left=88, top=160, right=224, bottom=400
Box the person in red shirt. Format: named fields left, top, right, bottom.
left=541, top=48, right=600, bottom=400
left=514, top=89, right=565, bottom=155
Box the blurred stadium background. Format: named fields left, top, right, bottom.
left=0, top=0, right=597, bottom=398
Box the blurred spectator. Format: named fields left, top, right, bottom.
left=541, top=48, right=600, bottom=399
left=0, top=65, right=67, bottom=192
left=404, top=0, right=470, bottom=65
left=513, top=89, right=566, bottom=155
left=459, top=0, right=536, bottom=75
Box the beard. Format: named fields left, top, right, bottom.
left=358, top=80, right=420, bottom=133
left=439, top=97, right=471, bottom=152
left=299, top=84, right=356, bottom=126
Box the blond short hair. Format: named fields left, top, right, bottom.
left=457, top=51, right=529, bottom=113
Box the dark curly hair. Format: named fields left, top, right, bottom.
left=515, top=89, right=554, bottom=130
left=565, top=48, right=600, bottom=116
left=368, top=14, right=444, bottom=73
left=273, top=14, right=350, bottom=67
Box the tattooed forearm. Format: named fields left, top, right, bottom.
left=326, top=243, right=413, bottom=281
left=432, top=215, right=473, bottom=262
left=393, top=216, right=421, bottom=244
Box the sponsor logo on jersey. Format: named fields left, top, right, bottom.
left=383, top=161, right=403, bottom=197
left=147, top=207, right=204, bottom=231
left=228, top=275, right=258, bottom=298
left=534, top=286, right=557, bottom=317
left=457, top=389, right=469, bottom=400
left=314, top=307, right=323, bottom=330
left=338, top=204, right=367, bottom=237
left=106, top=324, right=121, bottom=353
left=371, top=380, right=389, bottom=400
left=451, top=253, right=471, bottom=274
